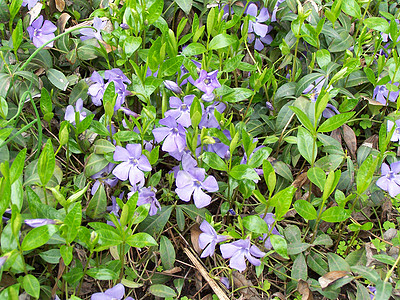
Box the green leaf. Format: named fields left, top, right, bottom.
left=263, top=160, right=276, bottom=194
left=47, top=68, right=69, bottom=91
left=87, top=267, right=119, bottom=280
left=66, top=185, right=88, bottom=205
left=321, top=207, right=350, bottom=223
left=364, top=17, right=389, bottom=33
left=248, top=147, right=272, bottom=168
left=69, top=79, right=88, bottom=104
left=93, top=139, right=115, bottom=154
left=291, top=253, right=307, bottom=281
left=270, top=186, right=296, bottom=220
left=160, top=235, right=175, bottom=270
left=76, top=114, right=94, bottom=135
left=230, top=165, right=260, bottom=181
left=175, top=0, right=192, bottom=14
left=243, top=215, right=269, bottom=234
left=146, top=0, right=163, bottom=25
left=316, top=49, right=331, bottom=69
left=287, top=242, right=311, bottom=255
left=21, top=224, right=58, bottom=251
left=160, top=56, right=185, bottom=77
left=137, top=206, right=173, bottom=235
left=64, top=203, right=82, bottom=244
left=10, top=148, right=26, bottom=184
left=375, top=281, right=392, bottom=300
left=222, top=88, right=254, bottom=103
left=296, top=73, right=324, bottom=97
left=327, top=252, right=350, bottom=271
left=60, top=244, right=73, bottom=266
left=12, top=19, right=22, bottom=53
left=124, top=36, right=142, bottom=57
left=294, top=200, right=317, bottom=220
left=149, top=284, right=177, bottom=298
left=23, top=274, right=40, bottom=299
left=307, top=167, right=326, bottom=190
left=341, top=0, right=361, bottom=18
left=113, top=130, right=141, bottom=142
left=356, top=155, right=378, bottom=195
left=289, top=106, right=315, bottom=133
left=40, top=88, right=52, bottom=115
left=208, top=33, right=237, bottom=50
left=84, top=153, right=109, bottom=178
left=202, top=152, right=227, bottom=171
left=39, top=249, right=61, bottom=264
left=126, top=232, right=158, bottom=248
left=182, top=42, right=206, bottom=56
left=270, top=234, right=289, bottom=259
left=0, top=73, right=11, bottom=98
left=318, top=112, right=355, bottom=133
left=38, top=139, right=55, bottom=186
left=297, top=127, right=317, bottom=165
left=313, top=234, right=333, bottom=246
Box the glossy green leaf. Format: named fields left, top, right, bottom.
left=209, top=33, right=237, bottom=50
left=294, top=200, right=317, bottom=220
left=23, top=274, right=40, bottom=299
left=47, top=68, right=69, bottom=91
left=160, top=235, right=175, bottom=270
left=243, top=215, right=269, bottom=234
left=38, top=139, right=55, bottom=186
left=270, top=234, right=289, bottom=259
left=202, top=151, right=227, bottom=171
left=21, top=224, right=58, bottom=251
left=149, top=284, right=177, bottom=298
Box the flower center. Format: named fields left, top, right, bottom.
left=204, top=78, right=210, bottom=85
left=195, top=180, right=202, bottom=187
left=181, top=104, right=188, bottom=110
left=172, top=127, right=179, bottom=133
left=387, top=171, right=396, bottom=180
left=129, top=157, right=139, bottom=165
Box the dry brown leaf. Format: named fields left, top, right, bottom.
left=190, top=223, right=202, bottom=254
left=364, top=134, right=378, bottom=150
left=55, top=0, right=65, bottom=11
left=297, top=279, right=314, bottom=300
left=271, top=292, right=285, bottom=300
left=342, top=124, right=357, bottom=159
left=162, top=267, right=182, bottom=275
left=57, top=13, right=71, bottom=32
left=330, top=128, right=342, bottom=145
left=292, top=172, right=309, bottom=189
left=27, top=2, right=43, bottom=25
left=232, top=271, right=262, bottom=300
left=318, top=271, right=350, bottom=289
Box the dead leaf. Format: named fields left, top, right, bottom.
left=232, top=271, right=262, bottom=300
left=342, top=124, right=357, bottom=159
left=162, top=267, right=182, bottom=275
left=330, top=128, right=342, bottom=145
left=190, top=223, right=202, bottom=255
left=364, top=134, right=378, bottom=150
left=292, top=172, right=309, bottom=189
left=55, top=0, right=65, bottom=11
left=271, top=292, right=285, bottom=300
left=319, top=271, right=350, bottom=289
left=27, top=2, right=43, bottom=25
left=365, top=242, right=378, bottom=267
left=57, top=13, right=71, bottom=32
left=297, top=279, right=314, bottom=300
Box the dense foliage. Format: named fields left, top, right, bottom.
left=1, top=0, right=400, bottom=299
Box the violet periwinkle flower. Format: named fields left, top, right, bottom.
left=387, top=120, right=400, bottom=142
left=261, top=213, right=283, bottom=249
left=27, top=16, right=57, bottom=48
left=88, top=71, right=107, bottom=106
left=64, top=98, right=87, bottom=125
left=199, top=102, right=226, bottom=128
left=112, top=144, right=152, bottom=186
left=165, top=95, right=194, bottom=127
left=24, top=219, right=56, bottom=227
left=373, top=82, right=400, bottom=105
left=271, top=0, right=285, bottom=22
left=203, top=138, right=230, bottom=159
left=193, top=70, right=221, bottom=101
left=138, top=187, right=161, bottom=216
left=220, top=277, right=230, bottom=289
left=105, top=68, right=131, bottom=86
left=152, top=116, right=187, bottom=154
left=22, top=0, right=39, bottom=9
left=91, top=283, right=134, bottom=300
left=376, top=162, right=400, bottom=197
left=164, top=80, right=182, bottom=94
left=198, top=220, right=229, bottom=258
left=91, top=163, right=118, bottom=195
left=175, top=166, right=218, bottom=208
left=266, top=101, right=274, bottom=111
left=220, top=237, right=266, bottom=272
left=246, top=3, right=273, bottom=51
left=80, top=17, right=106, bottom=41
left=120, top=23, right=129, bottom=30
left=367, top=286, right=376, bottom=300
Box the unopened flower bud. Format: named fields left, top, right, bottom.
left=164, top=80, right=182, bottom=94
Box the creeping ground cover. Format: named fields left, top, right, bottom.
left=4, top=0, right=400, bottom=299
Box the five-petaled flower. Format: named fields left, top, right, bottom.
left=373, top=82, right=400, bottom=105
left=376, top=162, right=400, bottom=197
left=138, top=187, right=161, bottom=216
left=246, top=3, right=273, bottom=51
left=165, top=95, right=195, bottom=127
left=64, top=98, right=87, bottom=125
left=220, top=237, right=265, bottom=272
left=152, top=116, right=187, bottom=154
left=112, top=144, right=152, bottom=186
left=91, top=283, right=134, bottom=300
left=27, top=16, right=57, bottom=48
left=198, top=220, right=228, bottom=258
left=80, top=17, right=106, bottom=41
left=193, top=70, right=221, bottom=101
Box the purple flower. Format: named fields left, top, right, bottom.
left=261, top=213, right=282, bottom=249
left=198, top=220, right=229, bottom=258
left=193, top=70, right=221, bottom=101
left=271, top=0, right=285, bottom=22
left=24, top=219, right=56, bottom=227
left=387, top=120, right=400, bottom=142
left=152, top=116, right=187, bottom=153
left=175, top=166, right=218, bottom=208
left=220, top=237, right=266, bottom=272
left=64, top=98, right=87, bottom=125
left=88, top=71, right=107, bottom=106
left=27, top=16, right=57, bottom=48
left=373, top=82, right=400, bottom=105
left=80, top=17, right=106, bottom=41
left=105, top=68, right=131, bottom=85
left=112, top=144, right=152, bottom=186
left=246, top=3, right=273, bottom=51
left=138, top=187, right=161, bottom=216
left=266, top=101, right=274, bottom=111
left=22, top=0, right=39, bottom=9
left=164, top=80, right=182, bottom=94
left=120, top=23, right=129, bottom=30
left=0, top=255, right=7, bottom=269
left=303, top=76, right=338, bottom=118
left=376, top=162, right=400, bottom=197
left=91, top=163, right=118, bottom=195
left=220, top=276, right=230, bottom=289
left=367, top=286, right=376, bottom=300
left=91, top=283, right=134, bottom=300
left=199, top=102, right=226, bottom=128
left=107, top=192, right=123, bottom=226
left=165, top=95, right=194, bottom=127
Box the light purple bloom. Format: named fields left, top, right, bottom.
left=138, top=187, right=161, bottom=216
left=24, top=218, right=56, bottom=227
left=91, top=283, right=134, bottom=300
left=271, top=0, right=285, bottom=22
left=175, top=166, right=218, bottom=208
left=27, top=16, right=57, bottom=48
left=105, top=68, right=131, bottom=85
left=261, top=213, right=282, bottom=249
left=80, top=17, right=106, bottom=41
left=387, top=120, right=400, bottom=142
left=199, top=102, right=226, bottom=128
left=106, top=192, right=123, bottom=226
left=198, top=220, right=229, bottom=258
left=165, top=95, right=194, bottom=127
left=220, top=276, right=230, bottom=289
left=91, top=163, right=118, bottom=195
left=64, top=98, right=87, bottom=125
left=220, top=237, right=266, bottom=272
left=193, top=70, right=221, bottom=101
left=164, top=80, right=182, bottom=94
left=376, top=162, right=400, bottom=197
left=368, top=286, right=376, bottom=300
left=246, top=3, right=273, bottom=51
left=373, top=82, right=400, bottom=105
left=22, top=0, right=39, bottom=10
left=120, top=23, right=129, bottom=29
left=88, top=71, right=107, bottom=106
left=112, top=144, right=152, bottom=186
left=152, top=116, right=187, bottom=153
